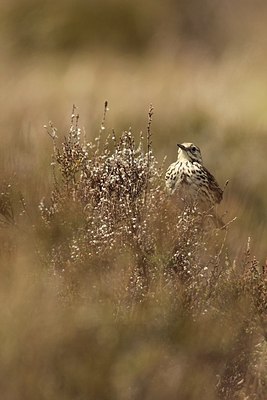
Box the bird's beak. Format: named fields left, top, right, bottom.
left=177, top=144, right=186, bottom=151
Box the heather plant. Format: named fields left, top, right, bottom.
left=40, top=105, right=161, bottom=291
left=0, top=105, right=266, bottom=399
left=41, top=106, right=266, bottom=398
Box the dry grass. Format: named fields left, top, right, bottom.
left=0, top=106, right=266, bottom=399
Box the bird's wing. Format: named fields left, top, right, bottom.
left=203, top=166, right=223, bottom=203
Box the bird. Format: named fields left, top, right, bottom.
left=165, top=143, right=223, bottom=209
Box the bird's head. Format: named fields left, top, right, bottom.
left=177, top=142, right=203, bottom=164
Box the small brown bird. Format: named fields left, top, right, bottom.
left=165, top=143, right=223, bottom=208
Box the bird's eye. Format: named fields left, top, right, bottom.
left=191, top=146, right=197, bottom=152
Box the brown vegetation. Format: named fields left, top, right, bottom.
left=0, top=106, right=266, bottom=399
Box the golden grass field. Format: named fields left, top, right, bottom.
left=0, top=1, right=267, bottom=399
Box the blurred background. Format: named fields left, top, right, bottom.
left=0, top=0, right=267, bottom=255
